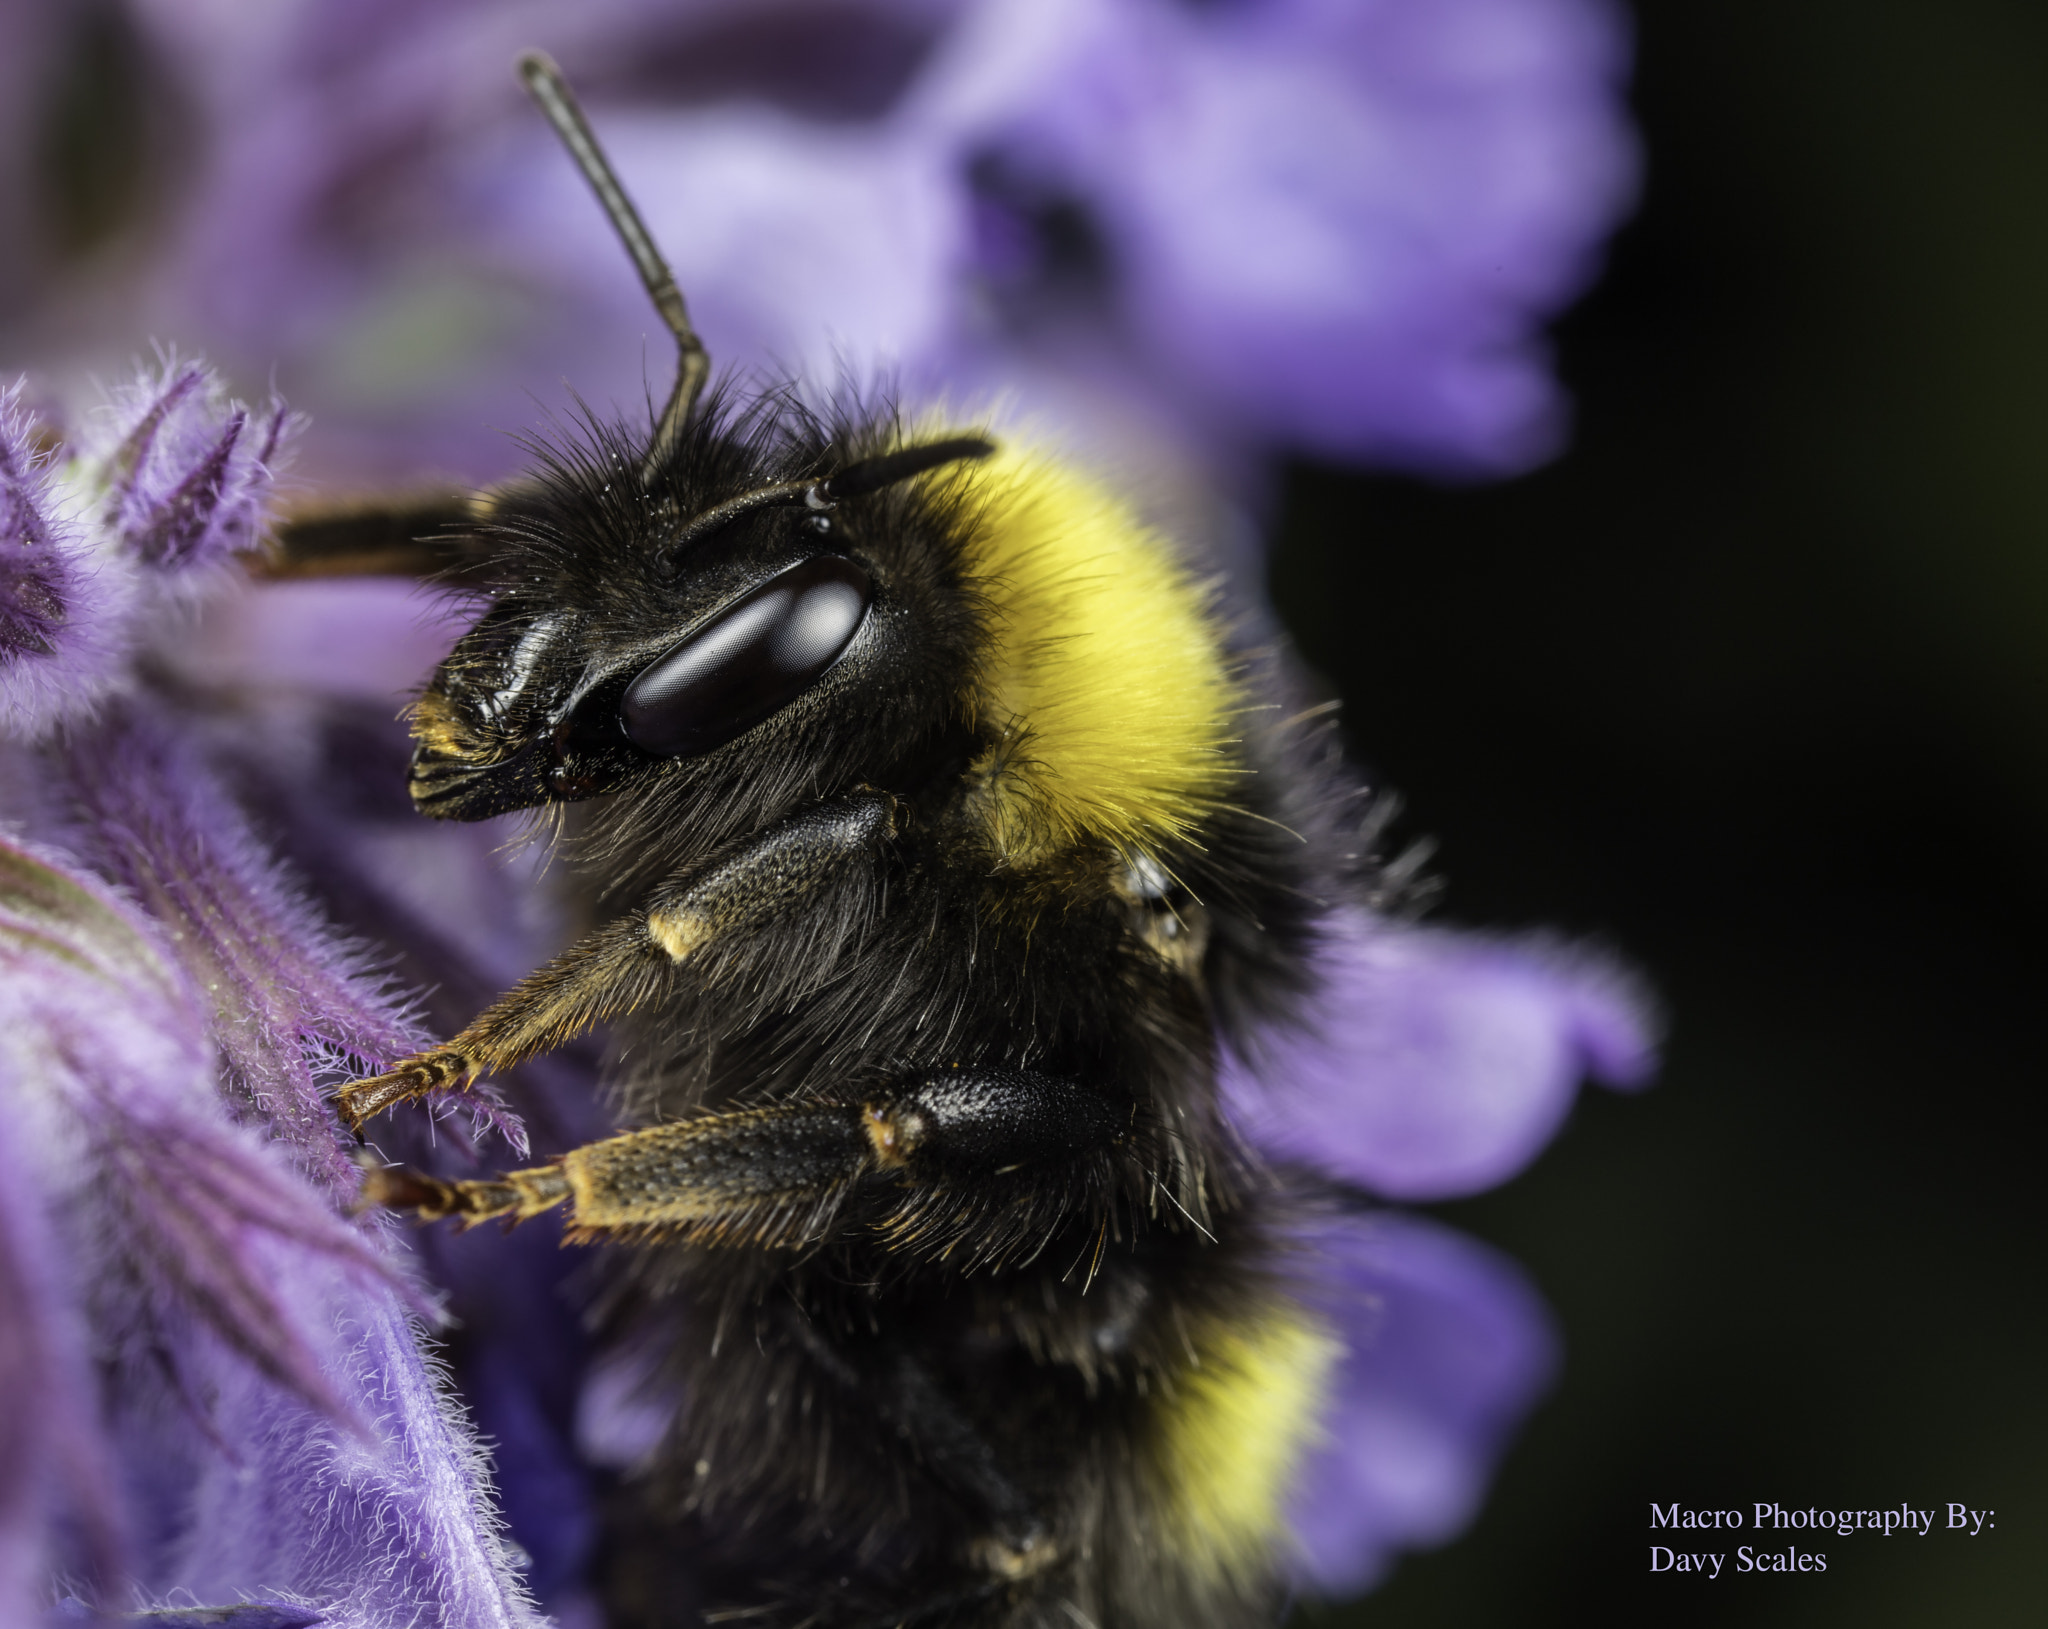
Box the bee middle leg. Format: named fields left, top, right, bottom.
left=336, top=791, right=897, bottom=1132
left=363, top=1068, right=1126, bottom=1250
left=367, top=1071, right=1123, bottom=1618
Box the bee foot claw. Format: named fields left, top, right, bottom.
left=335, top=1050, right=473, bottom=1131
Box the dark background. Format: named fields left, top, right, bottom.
left=12, top=0, right=2046, bottom=1623
left=1280, top=3, right=2048, bottom=1623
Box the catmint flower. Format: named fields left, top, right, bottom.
left=0, top=363, right=545, bottom=1628
left=1284, top=1212, right=1563, bottom=1594
left=1223, top=910, right=1658, bottom=1201
left=0, top=362, right=292, bottom=740
left=104, top=0, right=1634, bottom=482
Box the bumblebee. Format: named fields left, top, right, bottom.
left=291, top=54, right=1391, bottom=1629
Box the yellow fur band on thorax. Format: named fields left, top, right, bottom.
left=941, top=443, right=1241, bottom=870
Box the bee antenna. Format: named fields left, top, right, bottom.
left=816, top=437, right=996, bottom=502
left=517, top=50, right=709, bottom=486
left=660, top=436, right=997, bottom=559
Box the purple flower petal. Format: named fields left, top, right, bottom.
left=929, top=0, right=1638, bottom=467
left=116, top=0, right=1633, bottom=479
left=0, top=836, right=363, bottom=1588
left=58, top=707, right=439, bottom=1192
left=1225, top=910, right=1658, bottom=1200
left=1, top=381, right=131, bottom=740
left=0, top=1048, right=127, bottom=1619
left=0, top=826, right=546, bottom=1627
left=1287, top=1209, right=1559, bottom=1594
left=159, top=1283, right=545, bottom=1629
left=94, top=359, right=297, bottom=577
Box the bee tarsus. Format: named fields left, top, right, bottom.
left=335, top=1046, right=475, bottom=1132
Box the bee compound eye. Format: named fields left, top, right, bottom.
left=620, top=554, right=872, bottom=757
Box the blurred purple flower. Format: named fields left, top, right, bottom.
left=929, top=0, right=1637, bottom=467
left=1224, top=909, right=1658, bottom=1201
left=1284, top=1212, right=1561, bottom=1595
left=1214, top=910, right=1654, bottom=1588
left=90, top=0, right=1634, bottom=483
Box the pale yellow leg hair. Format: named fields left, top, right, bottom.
left=335, top=790, right=897, bottom=1133
left=362, top=1102, right=875, bottom=1248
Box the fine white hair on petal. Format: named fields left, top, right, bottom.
left=85, top=353, right=299, bottom=581
left=1, top=360, right=301, bottom=743
left=166, top=1289, right=545, bottom=1629
left=0, top=827, right=542, bottom=1619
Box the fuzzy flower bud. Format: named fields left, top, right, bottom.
left=0, top=361, right=297, bottom=741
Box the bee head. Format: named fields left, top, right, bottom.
left=404, top=59, right=995, bottom=828
left=406, top=425, right=994, bottom=823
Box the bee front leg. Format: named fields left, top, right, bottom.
left=333, top=905, right=663, bottom=1133
left=335, top=790, right=897, bottom=1133
left=257, top=490, right=479, bottom=579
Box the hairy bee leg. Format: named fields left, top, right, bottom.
left=334, top=908, right=658, bottom=1131
left=336, top=791, right=898, bottom=1131
left=254, top=491, right=477, bottom=579
left=883, top=1351, right=1052, bottom=1571
left=362, top=1102, right=872, bottom=1242
left=364, top=1068, right=1126, bottom=1250
left=357, top=1160, right=572, bottom=1227
left=526, top=1069, right=1124, bottom=1247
